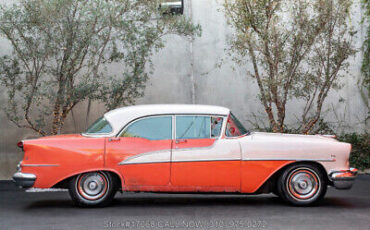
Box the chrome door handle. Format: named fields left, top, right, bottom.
left=175, top=139, right=187, bottom=144
left=108, top=137, right=120, bottom=142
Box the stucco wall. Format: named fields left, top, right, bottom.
left=0, top=0, right=368, bottom=179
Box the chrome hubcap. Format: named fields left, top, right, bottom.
left=287, top=168, right=320, bottom=200
left=77, top=172, right=108, bottom=200
left=88, top=181, right=98, bottom=190
left=299, top=181, right=308, bottom=189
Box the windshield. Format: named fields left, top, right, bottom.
left=225, top=112, right=249, bottom=137
left=85, top=116, right=113, bottom=134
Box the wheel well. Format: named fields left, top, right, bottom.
left=109, top=171, right=122, bottom=191
left=52, top=170, right=123, bottom=190
left=258, top=161, right=330, bottom=193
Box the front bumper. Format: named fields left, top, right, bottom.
left=330, top=167, right=358, bottom=190
left=13, top=172, right=36, bottom=188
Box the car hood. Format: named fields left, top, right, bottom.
left=249, top=132, right=338, bottom=143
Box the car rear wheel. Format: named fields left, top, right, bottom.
left=277, top=163, right=327, bottom=206
left=69, top=171, right=117, bottom=207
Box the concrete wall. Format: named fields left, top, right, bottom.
left=0, top=0, right=368, bottom=179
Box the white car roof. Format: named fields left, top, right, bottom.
left=104, top=104, right=230, bottom=136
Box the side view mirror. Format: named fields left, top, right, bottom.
left=159, top=0, right=184, bottom=15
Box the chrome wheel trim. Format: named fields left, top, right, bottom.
left=76, top=172, right=109, bottom=201
left=286, top=167, right=321, bottom=201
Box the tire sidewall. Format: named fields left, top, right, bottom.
left=278, top=163, right=327, bottom=206
left=69, top=171, right=116, bottom=207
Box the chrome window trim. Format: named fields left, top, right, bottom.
left=172, top=115, right=176, bottom=140
left=81, top=132, right=113, bottom=138
left=220, top=113, right=228, bottom=139
left=116, top=113, right=227, bottom=140
left=211, top=116, right=225, bottom=139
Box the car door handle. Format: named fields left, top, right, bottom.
left=175, top=139, right=187, bottom=144
left=108, top=137, right=120, bottom=142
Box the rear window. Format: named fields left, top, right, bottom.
left=85, top=117, right=113, bottom=134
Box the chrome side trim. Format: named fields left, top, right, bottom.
left=120, top=158, right=241, bottom=165
left=26, top=188, right=68, bottom=192
left=172, top=144, right=216, bottom=151
left=242, top=158, right=335, bottom=162
left=119, top=149, right=171, bottom=165
left=118, top=156, right=335, bottom=165
left=22, top=164, right=59, bottom=167
left=173, top=158, right=240, bottom=163
left=120, top=161, right=169, bottom=165
left=118, top=144, right=217, bottom=165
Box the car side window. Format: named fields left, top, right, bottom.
left=225, top=112, right=248, bottom=137
left=176, top=116, right=223, bottom=139
left=85, top=117, right=112, bottom=134
left=120, top=116, right=172, bottom=140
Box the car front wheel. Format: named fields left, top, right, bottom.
left=277, top=163, right=327, bottom=206
left=69, top=171, right=117, bottom=207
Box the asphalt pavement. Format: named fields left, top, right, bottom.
left=0, top=175, right=369, bottom=230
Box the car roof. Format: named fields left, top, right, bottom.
left=104, top=104, right=230, bottom=136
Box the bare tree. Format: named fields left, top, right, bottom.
left=0, top=0, right=201, bottom=135
left=223, top=0, right=356, bottom=133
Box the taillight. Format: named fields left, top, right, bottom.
left=17, top=141, right=24, bottom=151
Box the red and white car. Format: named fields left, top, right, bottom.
left=13, top=104, right=357, bottom=206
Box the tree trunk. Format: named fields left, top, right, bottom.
left=302, top=117, right=319, bottom=134
left=52, top=85, right=64, bottom=135
left=276, top=104, right=286, bottom=133
left=51, top=100, right=61, bottom=135
left=264, top=107, right=280, bottom=132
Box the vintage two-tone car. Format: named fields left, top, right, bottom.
left=13, top=104, right=357, bottom=206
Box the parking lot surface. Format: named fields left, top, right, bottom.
left=0, top=175, right=369, bottom=230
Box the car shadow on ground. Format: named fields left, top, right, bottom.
left=23, top=193, right=368, bottom=210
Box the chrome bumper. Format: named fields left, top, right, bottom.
left=13, top=172, right=36, bottom=188
left=329, top=168, right=358, bottom=190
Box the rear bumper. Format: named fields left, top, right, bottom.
left=13, top=172, right=36, bottom=188
left=329, top=168, right=358, bottom=190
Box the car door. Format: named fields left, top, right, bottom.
left=105, top=115, right=173, bottom=188
left=171, top=115, right=241, bottom=192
